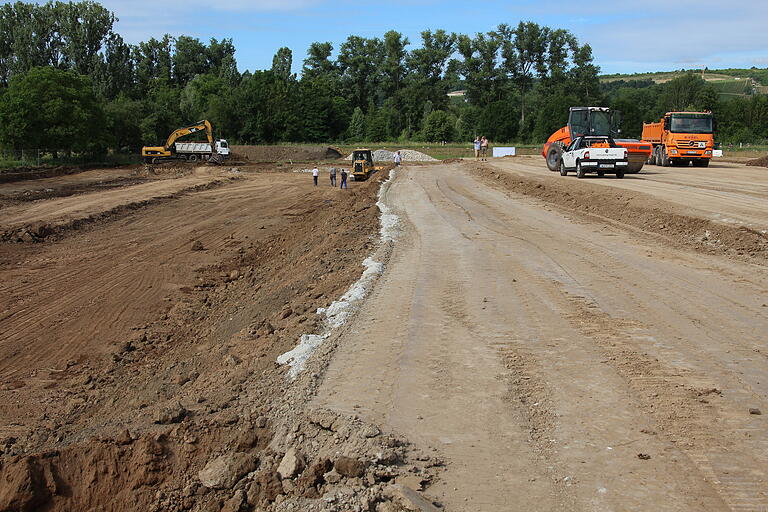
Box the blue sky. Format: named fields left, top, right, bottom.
left=20, top=0, right=768, bottom=75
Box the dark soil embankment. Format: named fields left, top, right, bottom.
left=231, top=145, right=342, bottom=163
left=745, top=155, right=768, bottom=168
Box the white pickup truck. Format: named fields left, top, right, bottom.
left=559, top=136, right=628, bottom=179
left=174, top=140, right=230, bottom=162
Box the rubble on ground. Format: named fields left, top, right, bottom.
left=345, top=150, right=437, bottom=162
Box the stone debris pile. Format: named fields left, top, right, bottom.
left=345, top=149, right=437, bottom=162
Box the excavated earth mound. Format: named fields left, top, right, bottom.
left=745, top=155, right=768, bottom=167
left=230, top=146, right=342, bottom=163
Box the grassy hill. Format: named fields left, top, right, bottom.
left=600, top=67, right=768, bottom=99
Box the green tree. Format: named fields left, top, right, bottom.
left=421, top=110, right=455, bottom=142
left=173, top=36, right=209, bottom=85
left=347, top=106, right=365, bottom=141
left=501, top=21, right=548, bottom=124
left=302, top=42, right=337, bottom=81
left=338, top=35, right=384, bottom=109
left=60, top=1, right=115, bottom=76
left=0, top=66, right=106, bottom=151
left=272, top=47, right=294, bottom=81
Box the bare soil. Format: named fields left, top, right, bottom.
left=0, top=165, right=436, bottom=511
left=2, top=155, right=768, bottom=512
left=316, top=160, right=768, bottom=512
left=746, top=154, right=768, bottom=167
left=230, top=146, right=342, bottom=163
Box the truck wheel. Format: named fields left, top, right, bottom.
left=661, top=149, right=670, bottom=167
left=694, top=159, right=710, bottom=168
left=576, top=162, right=585, bottom=179
left=559, top=160, right=567, bottom=176
left=546, top=142, right=563, bottom=172
left=648, top=150, right=657, bottom=166
left=188, top=154, right=198, bottom=162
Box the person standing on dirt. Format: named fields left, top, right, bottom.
left=481, top=136, right=489, bottom=161
left=312, top=166, right=319, bottom=186
left=394, top=151, right=402, bottom=167
left=330, top=167, right=337, bottom=187
left=473, top=137, right=481, bottom=160
left=340, top=169, right=348, bottom=189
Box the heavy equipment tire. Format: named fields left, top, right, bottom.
left=692, top=158, right=706, bottom=167
left=661, top=148, right=670, bottom=167
left=576, top=161, right=585, bottom=179
left=648, top=149, right=657, bottom=166
left=546, top=142, right=564, bottom=172
left=616, top=171, right=624, bottom=179
left=559, top=160, right=567, bottom=176
left=188, top=154, right=198, bottom=162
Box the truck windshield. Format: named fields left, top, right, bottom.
left=670, top=114, right=713, bottom=134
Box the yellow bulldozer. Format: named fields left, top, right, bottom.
left=351, top=149, right=382, bottom=181
left=141, top=120, right=229, bottom=164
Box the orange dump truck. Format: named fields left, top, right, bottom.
left=543, top=107, right=652, bottom=173
left=642, top=112, right=714, bottom=167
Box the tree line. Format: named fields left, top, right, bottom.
left=0, top=1, right=765, bottom=155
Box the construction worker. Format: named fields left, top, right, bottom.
left=330, top=167, right=337, bottom=186
left=340, top=169, right=348, bottom=189
left=312, top=166, right=319, bottom=186
left=481, top=136, right=489, bottom=161
left=394, top=151, right=402, bottom=167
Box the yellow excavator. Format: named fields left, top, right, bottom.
left=141, top=120, right=228, bottom=164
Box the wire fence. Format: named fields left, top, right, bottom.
left=0, top=147, right=141, bottom=169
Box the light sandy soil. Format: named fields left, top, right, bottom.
left=490, top=156, right=768, bottom=231
left=315, top=160, right=768, bottom=511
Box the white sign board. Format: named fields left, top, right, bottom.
left=493, top=147, right=516, bottom=157
left=712, top=149, right=723, bottom=157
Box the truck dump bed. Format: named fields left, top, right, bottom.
left=641, top=122, right=664, bottom=144
left=175, top=142, right=212, bottom=154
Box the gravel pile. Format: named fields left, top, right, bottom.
left=345, top=149, right=437, bottom=162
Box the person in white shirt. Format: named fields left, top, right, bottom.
left=312, top=167, right=319, bottom=186
left=394, top=151, right=402, bottom=166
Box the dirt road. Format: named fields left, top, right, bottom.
left=315, top=162, right=768, bottom=511
left=490, top=156, right=768, bottom=231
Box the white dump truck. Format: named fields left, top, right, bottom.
left=174, top=140, right=230, bottom=162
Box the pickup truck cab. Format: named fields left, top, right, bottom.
left=559, top=136, right=628, bottom=179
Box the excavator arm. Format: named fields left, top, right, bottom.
left=164, top=120, right=215, bottom=151
left=142, top=119, right=223, bottom=164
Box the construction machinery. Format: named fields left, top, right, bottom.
left=351, top=149, right=379, bottom=181
left=542, top=107, right=652, bottom=174
left=642, top=112, right=714, bottom=167
left=142, top=120, right=229, bottom=164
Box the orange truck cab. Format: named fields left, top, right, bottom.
left=543, top=107, right=652, bottom=174
left=642, top=112, right=714, bottom=167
